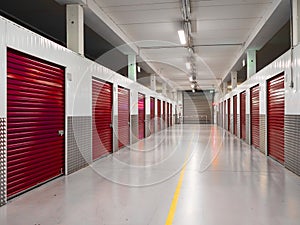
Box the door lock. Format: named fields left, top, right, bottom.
left=58, top=130, right=64, bottom=136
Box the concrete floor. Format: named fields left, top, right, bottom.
left=1, top=124, right=300, bottom=225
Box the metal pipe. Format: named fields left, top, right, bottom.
left=290, top=0, right=295, bottom=88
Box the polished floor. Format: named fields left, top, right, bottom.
left=1, top=124, right=300, bottom=225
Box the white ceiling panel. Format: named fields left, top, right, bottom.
left=195, top=18, right=260, bottom=32
left=191, top=3, right=270, bottom=20
left=120, top=23, right=180, bottom=44
left=95, top=0, right=179, bottom=8
left=89, top=0, right=279, bottom=90
left=100, top=8, right=180, bottom=25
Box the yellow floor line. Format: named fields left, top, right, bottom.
left=165, top=135, right=194, bottom=225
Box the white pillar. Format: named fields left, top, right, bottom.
left=172, top=90, right=177, bottom=101
left=231, top=71, right=237, bottom=90
left=292, top=0, right=299, bottom=46
left=66, top=4, right=84, bottom=55
left=150, top=74, right=157, bottom=91
left=128, top=55, right=137, bottom=82
left=247, top=49, right=256, bottom=78
left=223, top=82, right=228, bottom=94
left=162, top=83, right=167, bottom=96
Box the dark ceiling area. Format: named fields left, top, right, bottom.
left=0, top=0, right=128, bottom=73
left=0, top=0, right=66, bottom=46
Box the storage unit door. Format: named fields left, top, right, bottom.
left=251, top=85, right=260, bottom=149
left=223, top=101, right=226, bottom=128
left=92, top=79, right=113, bottom=160
left=220, top=102, right=223, bottom=128
left=167, top=103, right=170, bottom=127
left=170, top=104, right=173, bottom=126
left=227, top=99, right=231, bottom=132
left=233, top=95, right=237, bottom=136
left=240, top=91, right=246, bottom=140
left=163, top=101, right=166, bottom=128
left=7, top=49, right=65, bottom=198
left=138, top=93, right=145, bottom=139
left=267, top=74, right=285, bottom=164
left=150, top=97, right=155, bottom=133
left=118, top=87, right=130, bottom=149
left=183, top=91, right=213, bottom=124
left=157, top=100, right=161, bottom=131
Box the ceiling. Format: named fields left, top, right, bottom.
left=93, top=0, right=281, bottom=90
left=0, top=0, right=290, bottom=92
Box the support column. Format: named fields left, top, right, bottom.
left=162, top=83, right=167, bottom=96
left=231, top=71, right=237, bottom=90
left=66, top=4, right=84, bottom=55
left=223, top=82, right=228, bottom=94
left=128, top=55, right=137, bottom=82
left=247, top=49, right=256, bottom=78
left=150, top=74, right=157, bottom=91
left=172, top=90, right=177, bottom=101
left=292, top=0, right=299, bottom=46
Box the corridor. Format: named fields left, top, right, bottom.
left=1, top=124, right=300, bottom=225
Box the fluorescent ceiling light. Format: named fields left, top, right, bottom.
left=137, top=66, right=141, bottom=73
left=186, top=62, right=191, bottom=70
left=178, top=30, right=186, bottom=45
left=242, top=59, right=246, bottom=67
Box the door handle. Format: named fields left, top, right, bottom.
left=58, top=130, right=64, bottom=136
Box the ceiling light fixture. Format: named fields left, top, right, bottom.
left=137, top=66, right=141, bottom=73
left=242, top=59, right=246, bottom=67
left=186, top=62, right=191, bottom=70
left=192, top=89, right=195, bottom=93
left=178, top=30, right=187, bottom=45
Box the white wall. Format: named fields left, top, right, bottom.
left=220, top=48, right=299, bottom=115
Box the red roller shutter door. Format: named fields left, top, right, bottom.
left=157, top=100, right=161, bottom=131
left=251, top=85, right=260, bottom=149
left=170, top=104, right=173, bottom=126
left=233, top=95, right=237, bottom=136
left=138, top=93, right=145, bottom=139
left=150, top=97, right=155, bottom=133
left=227, top=99, right=231, bottom=132
left=167, top=103, right=170, bottom=127
left=240, top=91, right=246, bottom=140
left=163, top=101, right=166, bottom=128
left=223, top=101, right=226, bottom=128
left=7, top=49, right=65, bottom=197
left=92, top=79, right=113, bottom=160
left=267, top=74, right=285, bottom=164
left=118, top=87, right=130, bottom=149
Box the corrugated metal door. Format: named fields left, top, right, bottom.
left=118, top=87, right=130, bottom=149
left=223, top=101, right=226, bottom=128
left=92, top=78, right=113, bottom=160
left=150, top=97, right=155, bottom=134
left=157, top=99, right=161, bottom=131
left=170, top=104, right=173, bottom=126
left=267, top=74, right=285, bottom=164
left=220, top=102, right=223, bottom=128
left=233, top=95, right=237, bottom=136
left=227, top=99, right=231, bottom=132
left=183, top=91, right=213, bottom=124
left=251, top=85, right=260, bottom=149
left=163, top=101, right=166, bottom=128
left=240, top=91, right=246, bottom=140
left=167, top=102, right=170, bottom=127
left=138, top=93, right=145, bottom=139
left=7, top=49, right=64, bottom=197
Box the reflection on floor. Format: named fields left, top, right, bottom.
left=1, top=124, right=300, bottom=225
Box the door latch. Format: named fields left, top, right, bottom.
left=58, top=130, right=64, bottom=136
